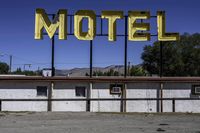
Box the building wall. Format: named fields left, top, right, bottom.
left=0, top=81, right=200, bottom=112
left=52, top=82, right=88, bottom=112
left=0, top=82, right=49, bottom=111
left=126, top=83, right=159, bottom=112
left=91, top=83, right=121, bottom=112
left=163, top=83, right=200, bottom=113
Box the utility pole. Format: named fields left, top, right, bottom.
left=128, top=61, right=130, bottom=76
left=9, top=55, right=12, bottom=73
left=37, top=67, right=40, bottom=76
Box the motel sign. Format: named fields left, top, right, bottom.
left=34, top=9, right=180, bottom=42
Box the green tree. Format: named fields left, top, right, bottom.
left=0, top=62, right=9, bottom=74
left=97, top=71, right=104, bottom=76
left=130, top=66, right=147, bottom=76
left=12, top=68, right=40, bottom=76
left=15, top=68, right=22, bottom=74
left=85, top=72, right=89, bottom=76
left=92, top=69, right=120, bottom=76
left=141, top=33, right=200, bottom=76
left=108, top=69, right=114, bottom=76
left=113, top=71, right=119, bottom=76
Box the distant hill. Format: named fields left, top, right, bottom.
left=55, top=65, right=126, bottom=77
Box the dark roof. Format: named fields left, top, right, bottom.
left=1, top=76, right=200, bottom=83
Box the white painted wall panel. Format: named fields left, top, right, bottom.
left=2, top=101, right=47, bottom=112
left=126, top=89, right=157, bottom=112
left=126, top=83, right=158, bottom=112
left=0, top=81, right=199, bottom=113
left=163, top=83, right=200, bottom=113
left=91, top=83, right=121, bottom=112
left=0, top=82, right=49, bottom=111
left=175, top=100, right=200, bottom=113
left=52, top=82, right=88, bottom=111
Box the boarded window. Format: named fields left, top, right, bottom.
left=37, top=86, right=48, bottom=97
left=75, top=86, right=86, bottom=97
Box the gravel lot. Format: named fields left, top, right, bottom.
left=0, top=112, right=200, bottom=133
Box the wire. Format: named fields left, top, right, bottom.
left=12, top=55, right=38, bottom=64
left=11, top=61, right=125, bottom=65
left=0, top=51, right=42, bottom=65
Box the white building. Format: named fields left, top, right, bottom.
left=42, top=69, right=52, bottom=77
left=0, top=76, right=200, bottom=112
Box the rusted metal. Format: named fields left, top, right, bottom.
left=2, top=76, right=200, bottom=83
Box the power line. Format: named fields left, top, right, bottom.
left=12, top=62, right=125, bottom=66
left=0, top=51, right=43, bottom=65
left=12, top=55, right=38, bottom=64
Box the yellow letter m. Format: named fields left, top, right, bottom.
left=35, top=8, right=67, bottom=40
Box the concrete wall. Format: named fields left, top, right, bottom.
left=91, top=83, right=121, bottom=112
left=52, top=82, right=88, bottom=112
left=0, top=82, right=49, bottom=111
left=0, top=81, right=200, bottom=112
left=126, top=83, right=159, bottom=112
left=163, top=83, right=200, bottom=113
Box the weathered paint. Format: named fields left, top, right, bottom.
left=126, top=83, right=159, bottom=112
left=163, top=83, right=200, bottom=113
left=91, top=83, right=121, bottom=112
left=52, top=82, right=88, bottom=111
left=0, top=81, right=199, bottom=112
left=0, top=82, right=49, bottom=111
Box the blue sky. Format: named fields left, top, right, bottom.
left=0, top=0, right=200, bottom=70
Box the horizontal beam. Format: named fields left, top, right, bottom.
left=43, top=33, right=158, bottom=37
left=0, top=98, right=200, bottom=102
left=47, top=14, right=157, bottom=18
left=2, top=76, right=200, bottom=83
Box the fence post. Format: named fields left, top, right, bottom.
left=172, top=98, right=175, bottom=112
left=48, top=82, right=53, bottom=111
left=0, top=100, right=1, bottom=111
left=160, top=83, right=164, bottom=112
left=120, top=98, right=124, bottom=112
left=156, top=88, right=160, bottom=113
left=86, top=83, right=92, bottom=112
left=123, top=83, right=127, bottom=112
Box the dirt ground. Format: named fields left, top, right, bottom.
left=0, top=112, right=200, bottom=133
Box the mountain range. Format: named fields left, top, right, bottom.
left=55, top=65, right=126, bottom=76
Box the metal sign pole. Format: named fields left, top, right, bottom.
left=160, top=41, right=163, bottom=112
left=90, top=40, right=93, bottom=78
left=43, top=14, right=159, bottom=79
left=160, top=41, right=163, bottom=78
left=51, top=14, right=55, bottom=77
left=124, top=16, right=128, bottom=78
